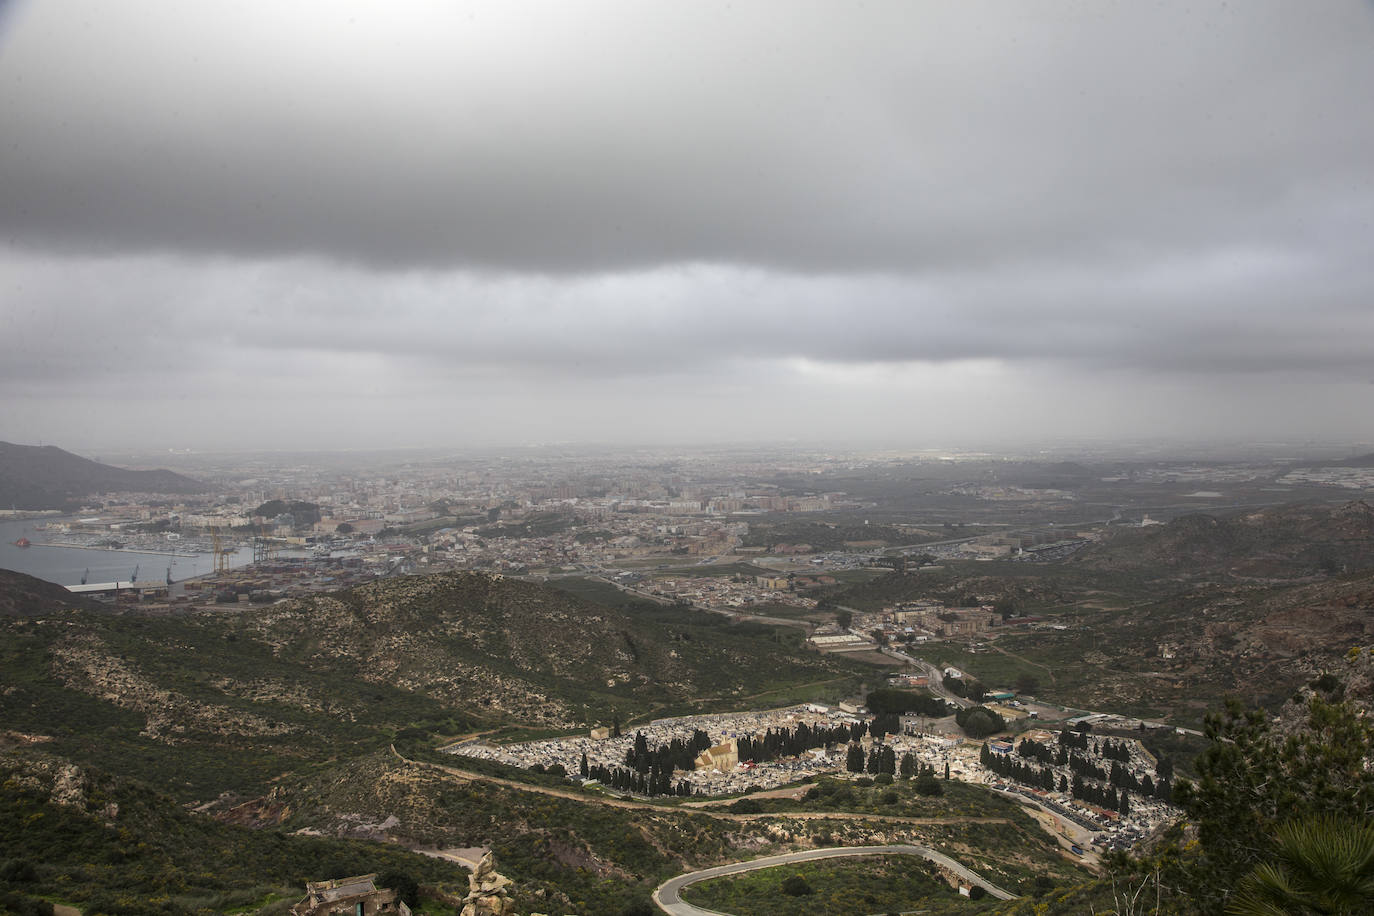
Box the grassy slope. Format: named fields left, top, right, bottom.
left=273, top=754, right=1090, bottom=914
left=682, top=854, right=996, bottom=916
left=1, top=570, right=874, bottom=804
left=0, top=748, right=468, bottom=916
left=823, top=505, right=1374, bottom=723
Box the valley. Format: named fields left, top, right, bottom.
left=1, top=445, right=1371, bottom=915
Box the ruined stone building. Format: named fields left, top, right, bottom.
left=291, top=874, right=409, bottom=916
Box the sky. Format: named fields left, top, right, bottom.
left=2, top=1, right=1373, bottom=453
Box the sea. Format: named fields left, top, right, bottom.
left=0, top=517, right=256, bottom=587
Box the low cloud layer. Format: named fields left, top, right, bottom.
left=1, top=1, right=1372, bottom=449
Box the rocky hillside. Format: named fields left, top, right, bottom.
left=1072, top=500, right=1374, bottom=581
left=1049, top=569, right=1374, bottom=715
left=0, top=440, right=208, bottom=509
left=0, top=746, right=467, bottom=915
left=820, top=500, right=1374, bottom=720
left=0, top=569, right=865, bottom=802
left=243, top=570, right=861, bottom=727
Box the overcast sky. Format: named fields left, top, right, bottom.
left=2, top=1, right=1372, bottom=453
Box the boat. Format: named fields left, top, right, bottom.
left=13, top=537, right=30, bottom=547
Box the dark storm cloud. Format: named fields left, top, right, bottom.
left=3, top=2, right=1373, bottom=449
left=4, top=246, right=1371, bottom=400
left=1, top=1, right=1371, bottom=275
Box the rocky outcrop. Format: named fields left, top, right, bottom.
left=50, top=633, right=296, bottom=742
left=461, top=852, right=516, bottom=916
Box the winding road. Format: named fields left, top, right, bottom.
left=653, top=844, right=1016, bottom=915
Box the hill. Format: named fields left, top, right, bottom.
left=244, top=570, right=866, bottom=727
left=255, top=748, right=1089, bottom=915
left=817, top=500, right=1374, bottom=720
left=1071, top=500, right=1374, bottom=581
left=0, top=567, right=910, bottom=913
left=0, top=567, right=101, bottom=616
left=0, top=441, right=208, bottom=509
left=0, top=745, right=469, bottom=915
left=0, top=569, right=868, bottom=802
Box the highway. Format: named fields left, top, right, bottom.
left=653, top=844, right=1016, bottom=915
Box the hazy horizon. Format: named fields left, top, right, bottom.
left=11, top=436, right=1374, bottom=474
left=3, top=2, right=1373, bottom=452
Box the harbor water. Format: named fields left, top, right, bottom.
left=0, top=518, right=256, bottom=587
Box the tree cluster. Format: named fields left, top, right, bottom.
left=981, top=742, right=1057, bottom=792
left=1170, top=693, right=1374, bottom=911
left=942, top=675, right=986, bottom=702
left=1097, top=737, right=1132, bottom=762
left=1057, top=728, right=1090, bottom=751
left=1067, top=751, right=1107, bottom=782
left=1070, top=773, right=1129, bottom=815
left=583, top=760, right=693, bottom=797
left=737, top=721, right=864, bottom=764
left=907, top=758, right=944, bottom=796
left=983, top=736, right=1171, bottom=811
left=868, top=712, right=902, bottom=741
left=955, top=705, right=1006, bottom=738
left=1017, top=736, right=1061, bottom=766
left=252, top=499, right=321, bottom=527
left=866, top=687, right=952, bottom=718
left=590, top=730, right=711, bottom=796
left=623, top=729, right=712, bottom=774
left=863, top=744, right=897, bottom=775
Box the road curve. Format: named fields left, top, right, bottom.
left=653, top=844, right=1016, bottom=915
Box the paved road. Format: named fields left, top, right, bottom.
left=881, top=648, right=973, bottom=708
left=653, top=844, right=1016, bottom=915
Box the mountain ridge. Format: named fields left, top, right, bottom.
left=0, top=440, right=208, bottom=509
left=1071, top=499, right=1374, bottom=580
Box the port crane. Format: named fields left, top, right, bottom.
left=252, top=524, right=279, bottom=565
left=210, top=527, right=233, bottom=575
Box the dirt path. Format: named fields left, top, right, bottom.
left=412, top=846, right=489, bottom=869
left=682, top=785, right=808, bottom=807
left=687, top=675, right=856, bottom=706
left=392, top=748, right=1010, bottom=828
